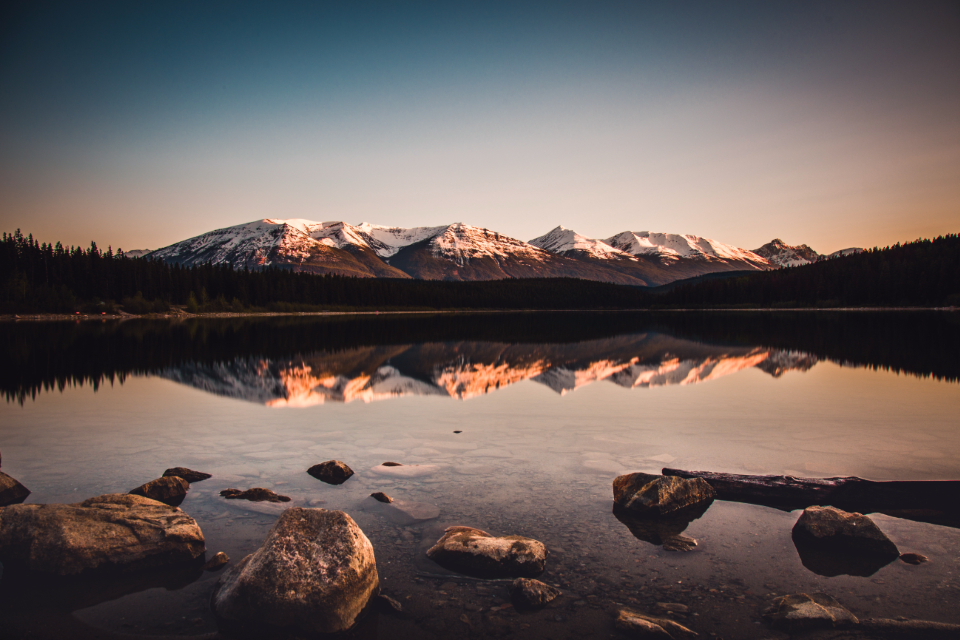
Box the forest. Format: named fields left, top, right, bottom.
left=1, top=229, right=957, bottom=313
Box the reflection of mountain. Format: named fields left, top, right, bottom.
left=158, top=334, right=818, bottom=406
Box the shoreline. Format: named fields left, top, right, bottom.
left=1, top=305, right=957, bottom=322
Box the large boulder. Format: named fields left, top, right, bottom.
left=0, top=493, right=205, bottom=576
left=130, top=476, right=189, bottom=506
left=613, top=473, right=715, bottom=517
left=763, top=593, right=858, bottom=633
left=793, top=506, right=899, bottom=557
left=211, top=508, right=379, bottom=637
left=0, top=470, right=30, bottom=506
left=307, top=460, right=354, bottom=485
left=426, top=526, right=546, bottom=578
left=162, top=467, right=212, bottom=483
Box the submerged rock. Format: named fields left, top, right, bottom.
left=0, top=470, right=30, bottom=507
left=307, top=460, right=354, bottom=485
left=426, top=526, right=546, bottom=578
left=129, top=476, right=189, bottom=506
left=162, top=467, right=212, bottom=483
left=220, top=488, right=291, bottom=503
left=361, top=495, right=439, bottom=526
left=613, top=502, right=709, bottom=551
left=763, top=593, right=858, bottom=633
left=900, top=552, right=929, bottom=565
left=203, top=551, right=230, bottom=571
left=613, top=473, right=715, bottom=517
left=792, top=506, right=899, bottom=559
left=510, top=578, right=562, bottom=609
left=615, top=608, right=698, bottom=639
left=370, top=463, right=439, bottom=478
left=381, top=461, right=402, bottom=467
left=211, top=508, right=379, bottom=637
left=0, top=493, right=204, bottom=576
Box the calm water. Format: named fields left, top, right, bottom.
left=2, top=312, right=959, bottom=639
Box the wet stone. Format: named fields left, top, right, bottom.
left=510, top=578, right=562, bottom=609
left=0, top=470, right=30, bottom=507
left=307, top=460, right=354, bottom=485
left=203, top=551, right=229, bottom=571
left=899, top=552, right=929, bottom=565
left=129, top=476, right=189, bottom=506
left=219, top=488, right=291, bottom=503
left=763, top=593, right=858, bottom=633
left=162, top=467, right=212, bottom=483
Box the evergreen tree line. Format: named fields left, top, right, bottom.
left=0, top=229, right=647, bottom=312
left=2, top=229, right=958, bottom=313
left=655, top=234, right=960, bottom=308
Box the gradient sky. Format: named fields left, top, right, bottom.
left=1, top=1, right=958, bottom=254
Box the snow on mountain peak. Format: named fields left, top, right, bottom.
left=752, top=239, right=820, bottom=267
left=529, top=226, right=633, bottom=260
left=604, top=230, right=767, bottom=265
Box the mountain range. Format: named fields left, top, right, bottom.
left=143, top=218, right=859, bottom=286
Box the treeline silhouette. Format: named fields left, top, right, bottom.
left=0, top=230, right=646, bottom=313
left=2, top=230, right=959, bottom=313
left=3, top=311, right=957, bottom=404
left=654, top=234, right=960, bottom=308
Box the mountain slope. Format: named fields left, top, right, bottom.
left=752, top=238, right=820, bottom=267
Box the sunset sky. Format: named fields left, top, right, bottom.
left=1, top=0, right=958, bottom=254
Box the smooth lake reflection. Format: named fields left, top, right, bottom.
left=1, top=312, right=959, bottom=639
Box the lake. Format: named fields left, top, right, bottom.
left=1, top=311, right=959, bottom=639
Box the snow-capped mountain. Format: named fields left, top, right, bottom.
left=605, top=230, right=768, bottom=267
left=123, top=249, right=152, bottom=258
left=146, top=217, right=828, bottom=286
left=827, top=247, right=863, bottom=259
left=752, top=238, right=821, bottom=267
left=529, top=226, right=634, bottom=260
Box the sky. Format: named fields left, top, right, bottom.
left=1, top=1, right=958, bottom=254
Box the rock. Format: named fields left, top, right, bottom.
left=369, top=463, right=439, bottom=478
left=763, top=593, right=858, bottom=633
left=162, top=467, right=212, bottom=483
left=615, top=608, right=698, bottom=639
left=0, top=494, right=204, bottom=576
left=211, top=508, right=379, bottom=636
left=307, top=460, right=354, bottom=485
left=381, top=461, right=402, bottom=467
left=203, top=551, right=230, bottom=571
left=371, top=492, right=393, bottom=503
left=220, top=488, right=291, bottom=503
left=613, top=473, right=716, bottom=517
left=0, top=470, right=30, bottom=507
left=662, top=535, right=698, bottom=552
left=130, top=476, right=189, bottom=506
left=426, top=526, right=546, bottom=578
left=899, top=552, right=929, bottom=565
left=792, top=506, right=899, bottom=557
left=510, top=578, right=562, bottom=609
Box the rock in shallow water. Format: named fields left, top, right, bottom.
left=899, top=552, right=929, bottom=565
left=511, top=578, right=561, bottom=609
left=763, top=593, right=858, bottom=633
left=203, top=551, right=230, bottom=571
left=162, top=466, right=212, bottom=483
left=792, top=506, right=899, bottom=558
left=613, top=473, right=715, bottom=517
left=307, top=460, right=354, bottom=485
left=0, top=493, right=204, bottom=576
left=615, top=608, right=698, bottom=639
left=130, top=476, right=189, bottom=506
left=220, top=488, right=291, bottom=503
left=0, top=470, right=30, bottom=507
left=370, top=491, right=393, bottom=503
left=426, top=526, right=546, bottom=578
left=211, top=508, right=379, bottom=637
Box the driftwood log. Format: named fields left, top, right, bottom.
left=662, top=468, right=960, bottom=529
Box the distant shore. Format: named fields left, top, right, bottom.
left=2, top=306, right=957, bottom=322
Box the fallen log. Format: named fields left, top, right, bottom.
left=662, top=468, right=960, bottom=528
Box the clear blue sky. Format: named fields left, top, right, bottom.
left=1, top=0, right=958, bottom=253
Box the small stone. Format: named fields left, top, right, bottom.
left=511, top=578, right=562, bottom=609
left=203, top=552, right=229, bottom=571
left=763, top=593, right=858, bottom=633
left=427, top=526, right=546, bottom=578
left=381, top=461, right=403, bottom=467
left=371, top=492, right=393, bottom=503
left=0, top=470, right=30, bottom=507
left=162, top=467, right=212, bottom=483
left=899, top=553, right=929, bottom=565
left=219, top=488, right=291, bottom=503
left=615, top=608, right=697, bottom=639
left=454, top=431, right=462, bottom=434
left=307, top=460, right=354, bottom=485
left=129, top=476, right=189, bottom=506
